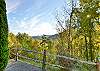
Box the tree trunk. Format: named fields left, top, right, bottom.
left=84, top=35, right=88, bottom=61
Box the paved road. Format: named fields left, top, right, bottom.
left=5, top=60, right=42, bottom=71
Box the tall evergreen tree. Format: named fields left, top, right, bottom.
left=0, top=0, right=9, bottom=70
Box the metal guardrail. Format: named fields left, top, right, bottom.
left=10, top=47, right=98, bottom=71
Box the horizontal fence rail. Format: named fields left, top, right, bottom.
left=11, top=53, right=43, bottom=63
left=11, top=48, right=43, bottom=54
left=10, top=47, right=99, bottom=71
left=47, top=53, right=96, bottom=65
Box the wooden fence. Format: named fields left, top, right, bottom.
left=11, top=47, right=100, bottom=71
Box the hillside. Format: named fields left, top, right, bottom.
left=32, top=34, right=58, bottom=40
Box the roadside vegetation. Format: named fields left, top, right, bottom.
left=7, top=0, right=100, bottom=71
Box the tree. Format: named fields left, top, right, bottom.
left=55, top=0, right=99, bottom=67
left=0, top=0, right=8, bottom=70
left=8, top=33, right=20, bottom=59
left=79, top=0, right=99, bottom=61
left=16, top=32, right=32, bottom=49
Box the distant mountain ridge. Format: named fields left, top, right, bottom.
left=32, top=34, right=58, bottom=39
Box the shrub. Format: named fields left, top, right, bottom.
left=0, top=0, right=9, bottom=71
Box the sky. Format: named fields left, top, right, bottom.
left=5, top=0, right=75, bottom=36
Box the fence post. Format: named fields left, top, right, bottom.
left=42, top=49, right=46, bottom=71
left=96, top=56, right=100, bottom=71
left=15, top=48, right=18, bottom=61
left=96, top=62, right=100, bottom=71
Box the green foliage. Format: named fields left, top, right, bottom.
left=8, top=33, right=20, bottom=59
left=0, top=0, right=8, bottom=70
left=7, top=0, right=100, bottom=70
left=79, top=0, right=99, bottom=61
left=54, top=0, right=100, bottom=70
left=16, top=32, right=32, bottom=49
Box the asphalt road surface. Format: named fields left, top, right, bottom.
left=5, top=60, right=42, bottom=71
